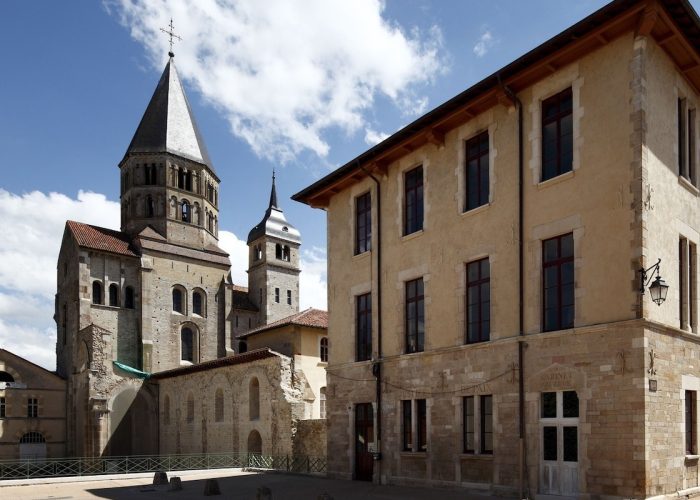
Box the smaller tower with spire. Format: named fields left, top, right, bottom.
left=246, top=172, right=301, bottom=325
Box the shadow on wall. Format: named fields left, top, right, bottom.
left=104, top=384, right=158, bottom=457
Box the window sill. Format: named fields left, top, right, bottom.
left=686, top=455, right=700, bottom=461
left=460, top=453, right=494, bottom=460
left=179, top=361, right=193, bottom=366
left=400, top=451, right=428, bottom=458
left=537, top=170, right=574, bottom=190
left=91, top=304, right=121, bottom=311
left=401, top=230, right=424, bottom=243
left=352, top=250, right=371, bottom=262
left=317, top=362, right=328, bottom=368
left=678, top=175, right=700, bottom=196
left=461, top=203, right=490, bottom=218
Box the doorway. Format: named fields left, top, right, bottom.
left=354, top=403, right=374, bottom=481
left=539, top=390, right=579, bottom=497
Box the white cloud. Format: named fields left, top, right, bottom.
left=110, top=0, right=445, bottom=163
left=364, top=127, right=389, bottom=146
left=299, top=246, right=327, bottom=310
left=0, top=189, right=328, bottom=369
left=473, top=30, right=495, bottom=58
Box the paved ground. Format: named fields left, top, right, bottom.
left=0, top=468, right=498, bottom=499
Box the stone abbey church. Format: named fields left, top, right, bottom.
left=53, top=54, right=327, bottom=458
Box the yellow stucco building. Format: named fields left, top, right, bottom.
left=294, top=0, right=700, bottom=497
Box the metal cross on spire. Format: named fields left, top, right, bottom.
left=160, top=18, right=182, bottom=57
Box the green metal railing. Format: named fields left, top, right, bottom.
left=0, top=452, right=327, bottom=480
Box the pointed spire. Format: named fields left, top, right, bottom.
left=122, top=57, right=214, bottom=171
left=269, top=169, right=278, bottom=209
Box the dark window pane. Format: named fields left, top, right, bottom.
left=561, top=234, right=574, bottom=258
left=417, top=399, right=427, bottom=451
left=544, top=239, right=559, bottom=262
left=464, top=396, right=475, bottom=452
left=563, top=391, right=579, bottom=418
left=403, top=400, right=412, bottom=451
left=563, top=426, right=578, bottom=462
left=543, top=426, right=557, bottom=461
left=541, top=392, right=556, bottom=418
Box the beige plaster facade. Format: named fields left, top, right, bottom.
left=293, top=0, right=700, bottom=497
left=0, top=349, right=66, bottom=460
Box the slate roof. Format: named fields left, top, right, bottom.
left=237, top=308, right=328, bottom=339
left=123, top=56, right=214, bottom=173
left=247, top=174, right=301, bottom=245
left=66, top=221, right=138, bottom=257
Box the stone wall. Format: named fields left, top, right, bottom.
left=293, top=419, right=327, bottom=457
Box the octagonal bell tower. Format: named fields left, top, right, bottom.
left=119, top=53, right=220, bottom=249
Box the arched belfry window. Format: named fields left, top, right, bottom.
left=249, top=377, right=260, bottom=420
left=181, top=327, right=194, bottom=362
left=172, top=287, right=184, bottom=313
left=185, top=171, right=193, bottom=191
left=146, top=195, right=155, bottom=217
left=275, top=244, right=282, bottom=260
left=92, top=281, right=102, bottom=305
left=207, top=212, right=213, bottom=232
left=181, top=200, right=190, bottom=223
left=283, top=245, right=290, bottom=262
left=193, top=290, right=205, bottom=316
left=125, top=286, right=135, bottom=309
left=109, top=284, right=119, bottom=307
left=177, top=168, right=185, bottom=189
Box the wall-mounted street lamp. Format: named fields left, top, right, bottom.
left=639, top=258, right=669, bottom=306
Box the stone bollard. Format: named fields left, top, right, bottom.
left=203, top=478, right=221, bottom=496
left=256, top=486, right=273, bottom=499
left=152, top=471, right=168, bottom=485
left=317, top=493, right=334, bottom=500
left=169, top=476, right=183, bottom=491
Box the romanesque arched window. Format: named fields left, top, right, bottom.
left=181, top=200, right=190, bottom=223
left=163, top=395, right=171, bottom=425
left=172, top=288, right=184, bottom=313
left=275, top=244, right=282, bottom=260
left=282, top=245, right=290, bottom=262
left=207, top=212, right=213, bottom=232
left=320, top=387, right=327, bottom=419
left=320, top=337, right=329, bottom=363
left=215, top=388, right=224, bottom=422
left=247, top=430, right=262, bottom=455
left=124, top=286, right=135, bottom=309
left=0, top=371, right=14, bottom=383
left=92, top=281, right=102, bottom=305
left=193, top=289, right=205, bottom=317
left=181, top=327, right=194, bottom=362
left=186, top=392, right=194, bottom=423
left=185, top=171, right=193, bottom=191
left=239, top=340, right=248, bottom=354
left=249, top=377, right=260, bottom=420
left=109, top=284, right=119, bottom=307
left=177, top=168, right=185, bottom=189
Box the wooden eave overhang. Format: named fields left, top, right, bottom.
left=292, top=0, right=700, bottom=208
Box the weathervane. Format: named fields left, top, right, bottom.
left=160, top=18, right=182, bottom=57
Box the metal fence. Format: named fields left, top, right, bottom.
left=0, top=452, right=327, bottom=480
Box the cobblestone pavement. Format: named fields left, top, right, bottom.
left=0, top=468, right=499, bottom=499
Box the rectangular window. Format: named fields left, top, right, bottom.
left=404, top=166, right=424, bottom=235
left=463, top=396, right=475, bottom=453
left=405, top=278, right=425, bottom=353
left=27, top=398, right=38, bottom=418
left=690, top=108, right=696, bottom=185
left=541, top=87, right=573, bottom=182
left=355, top=192, right=372, bottom=254
left=480, top=395, right=493, bottom=454
left=287, top=290, right=292, bottom=305
left=680, top=238, right=697, bottom=332
left=465, top=131, right=489, bottom=211
left=417, top=399, right=427, bottom=452
left=0, top=397, right=5, bottom=418
left=687, top=390, right=697, bottom=455
left=275, top=287, right=280, bottom=303
left=466, top=258, right=490, bottom=343
left=402, top=400, right=412, bottom=451
left=680, top=98, right=688, bottom=179
left=542, top=233, right=574, bottom=332
left=356, top=293, right=372, bottom=362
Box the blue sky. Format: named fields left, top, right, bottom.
left=2, top=0, right=696, bottom=369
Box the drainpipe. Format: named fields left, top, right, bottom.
left=360, top=162, right=383, bottom=477
left=501, top=79, right=526, bottom=500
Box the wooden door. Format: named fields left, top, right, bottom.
left=354, top=403, right=374, bottom=481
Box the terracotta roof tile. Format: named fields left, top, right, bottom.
left=238, top=308, right=327, bottom=338
left=66, top=221, right=138, bottom=257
